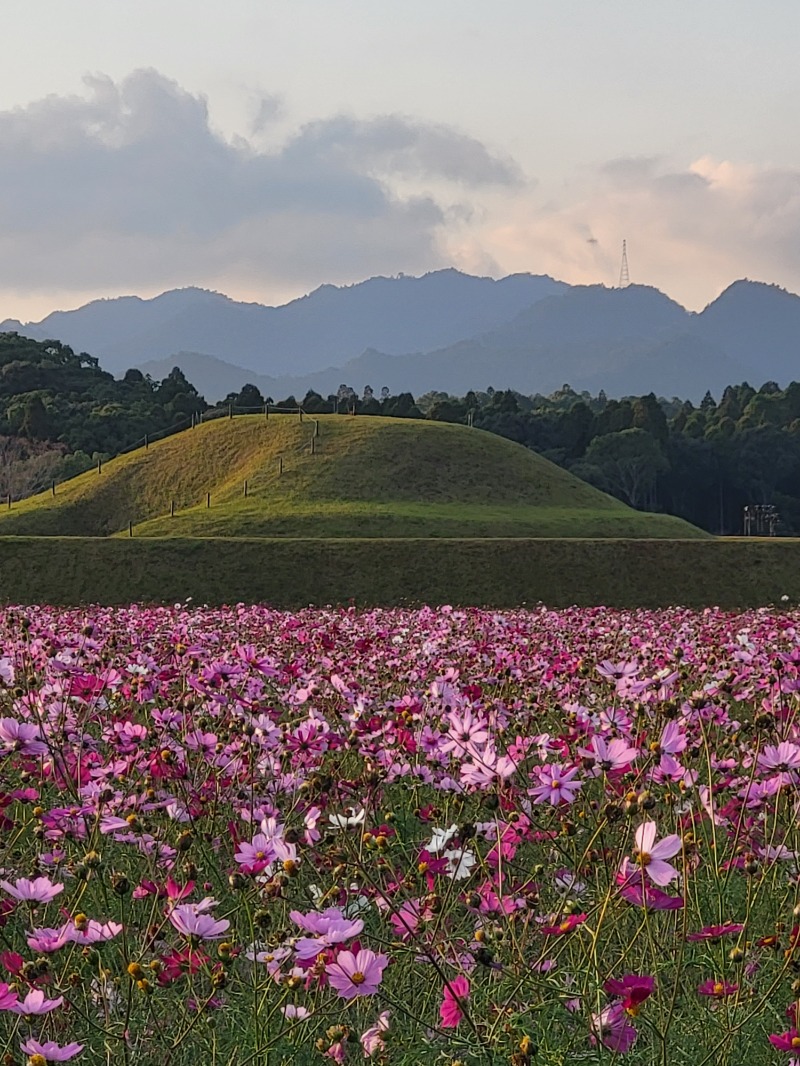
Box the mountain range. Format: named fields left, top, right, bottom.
left=2, top=270, right=799, bottom=402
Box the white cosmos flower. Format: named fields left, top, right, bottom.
left=426, top=824, right=459, bottom=854
left=328, top=807, right=366, bottom=829
left=443, top=847, right=477, bottom=880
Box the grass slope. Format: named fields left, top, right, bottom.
left=0, top=536, right=795, bottom=608
left=0, top=415, right=706, bottom=539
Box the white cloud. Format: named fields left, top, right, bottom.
left=0, top=69, right=520, bottom=300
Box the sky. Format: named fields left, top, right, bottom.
left=4, top=0, right=800, bottom=321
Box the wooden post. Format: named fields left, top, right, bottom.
left=51, top=481, right=56, bottom=497
left=128, top=521, right=133, bottom=537
left=229, top=404, right=233, bottom=420
left=264, top=403, right=268, bottom=421
left=97, top=457, right=102, bottom=474
left=144, top=433, right=149, bottom=449
left=170, top=500, right=175, bottom=517
left=278, top=456, right=283, bottom=476
left=243, top=480, right=248, bottom=497
left=311, top=436, right=316, bottom=455
left=314, top=420, right=320, bottom=437
left=206, top=492, right=211, bottom=509
left=299, top=407, right=303, bottom=422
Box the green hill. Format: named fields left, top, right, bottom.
left=0, top=414, right=708, bottom=539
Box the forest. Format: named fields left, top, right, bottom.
left=1, top=330, right=798, bottom=535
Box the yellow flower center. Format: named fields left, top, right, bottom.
left=634, top=850, right=651, bottom=866
left=550, top=779, right=560, bottom=789
left=351, top=971, right=365, bottom=985
left=29, top=1055, right=48, bottom=1066
left=713, top=983, right=724, bottom=995
left=793, top=1036, right=800, bottom=1049
left=559, top=920, right=572, bottom=933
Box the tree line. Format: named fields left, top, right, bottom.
left=1, top=331, right=798, bottom=534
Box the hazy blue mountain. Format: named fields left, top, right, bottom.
left=0, top=270, right=567, bottom=377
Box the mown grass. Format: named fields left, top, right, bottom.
left=0, top=536, right=796, bottom=607
left=0, top=415, right=707, bottom=539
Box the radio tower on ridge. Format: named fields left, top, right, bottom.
left=618, top=239, right=630, bottom=288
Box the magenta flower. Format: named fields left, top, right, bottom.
left=629, top=821, right=682, bottom=886
left=234, top=834, right=276, bottom=872
left=604, top=974, right=655, bottom=1010
left=769, top=1027, right=800, bottom=1052
left=439, top=975, right=470, bottom=1028
left=686, top=923, right=744, bottom=942
left=529, top=763, right=582, bottom=805
left=0, top=877, right=63, bottom=904
left=326, top=949, right=388, bottom=998
left=10, top=988, right=64, bottom=1015
left=169, top=904, right=230, bottom=940
left=616, top=871, right=683, bottom=910
left=540, top=913, right=587, bottom=936
left=697, top=979, right=739, bottom=998
left=0, top=981, right=18, bottom=1009
left=19, top=1040, right=84, bottom=1062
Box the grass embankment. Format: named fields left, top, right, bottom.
left=0, top=536, right=796, bottom=607
left=0, top=415, right=706, bottom=539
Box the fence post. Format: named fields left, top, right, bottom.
left=144, top=434, right=149, bottom=449
left=278, top=456, right=283, bottom=476
left=51, top=481, right=56, bottom=497
left=170, top=500, right=175, bottom=517
left=97, top=457, right=102, bottom=475
left=299, top=407, right=303, bottom=422
left=244, top=480, right=248, bottom=497
left=264, top=403, right=268, bottom=421
left=128, top=521, right=133, bottom=537
left=206, top=492, right=210, bottom=509
left=311, top=436, right=316, bottom=455
left=229, top=404, right=233, bottom=420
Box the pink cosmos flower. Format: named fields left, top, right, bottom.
left=169, top=904, right=230, bottom=940
left=19, top=1039, right=84, bottom=1062
left=758, top=741, right=800, bottom=775
left=10, top=988, right=64, bottom=1015
left=0, top=719, right=48, bottom=756
left=697, top=979, right=739, bottom=998
left=577, top=735, right=638, bottom=773
left=528, top=763, right=582, bottom=805
left=27, top=926, right=70, bottom=953
left=590, top=1002, right=637, bottom=1053
left=0, top=876, right=63, bottom=904
left=439, top=975, right=470, bottom=1028
left=326, top=949, right=388, bottom=998
left=616, top=871, right=683, bottom=910
left=629, top=821, right=682, bottom=886
left=439, top=709, right=489, bottom=757
left=361, top=1010, right=391, bottom=1056
left=234, top=834, right=276, bottom=873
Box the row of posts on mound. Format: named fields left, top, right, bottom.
left=125, top=407, right=321, bottom=535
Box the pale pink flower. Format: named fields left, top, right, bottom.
left=0, top=876, right=63, bottom=904
left=10, top=988, right=64, bottom=1015
left=629, top=821, right=682, bottom=886
left=577, top=735, right=638, bottom=773
left=169, top=904, right=230, bottom=940
left=361, top=1010, right=391, bottom=1056
left=19, top=1039, right=83, bottom=1061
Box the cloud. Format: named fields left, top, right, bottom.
left=0, top=69, right=520, bottom=298
left=464, top=155, right=800, bottom=309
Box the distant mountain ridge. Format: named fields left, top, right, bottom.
left=3, top=272, right=800, bottom=402
left=0, top=270, right=567, bottom=377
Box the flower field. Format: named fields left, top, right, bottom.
left=0, top=604, right=799, bottom=1064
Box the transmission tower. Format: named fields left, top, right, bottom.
left=618, top=239, right=630, bottom=288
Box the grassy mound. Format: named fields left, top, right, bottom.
left=0, top=415, right=707, bottom=539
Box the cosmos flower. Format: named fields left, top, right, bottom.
left=590, top=1002, right=638, bottom=1053
left=439, top=975, right=470, bottom=1028
left=0, top=877, right=63, bottom=904
left=168, top=905, right=230, bottom=940
left=326, top=949, right=388, bottom=998
left=628, top=822, right=682, bottom=886
left=19, top=1040, right=84, bottom=1062
left=697, top=979, right=739, bottom=998
left=10, top=989, right=64, bottom=1015
left=528, top=764, right=582, bottom=805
